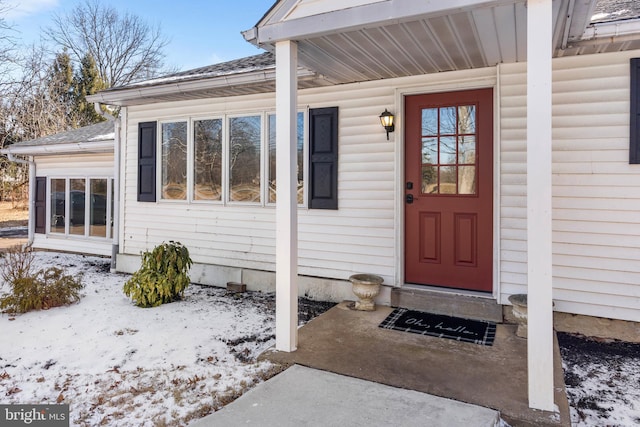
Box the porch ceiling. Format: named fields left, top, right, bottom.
left=249, top=0, right=602, bottom=85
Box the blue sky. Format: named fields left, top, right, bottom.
left=4, top=0, right=276, bottom=71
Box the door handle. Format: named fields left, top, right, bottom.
left=406, top=194, right=414, bottom=204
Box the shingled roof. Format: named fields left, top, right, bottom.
left=1, top=119, right=115, bottom=154
left=10, top=119, right=115, bottom=147
left=592, top=0, right=640, bottom=23
left=112, top=52, right=275, bottom=91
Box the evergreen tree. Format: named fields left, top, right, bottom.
left=47, top=51, right=77, bottom=127
left=74, top=53, right=106, bottom=125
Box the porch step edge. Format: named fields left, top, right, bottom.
left=391, top=288, right=503, bottom=323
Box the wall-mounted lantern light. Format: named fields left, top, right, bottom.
left=379, top=109, right=395, bottom=140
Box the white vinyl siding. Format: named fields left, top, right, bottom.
left=36, top=153, right=113, bottom=176
left=123, top=85, right=398, bottom=283
left=498, top=50, right=640, bottom=322
left=121, top=49, right=640, bottom=322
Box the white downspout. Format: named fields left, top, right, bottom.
left=94, top=103, right=120, bottom=272
left=7, top=153, right=35, bottom=249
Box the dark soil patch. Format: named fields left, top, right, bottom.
left=213, top=288, right=336, bottom=361
left=84, top=259, right=112, bottom=273
left=298, top=298, right=336, bottom=324
left=558, top=332, right=640, bottom=425
left=558, top=332, right=640, bottom=359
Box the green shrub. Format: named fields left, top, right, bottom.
left=123, top=241, right=193, bottom=308
left=0, top=246, right=84, bottom=314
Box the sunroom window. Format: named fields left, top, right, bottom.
left=161, top=121, right=188, bottom=200
left=70, top=178, right=86, bottom=236
left=89, top=179, right=108, bottom=238
left=51, top=179, right=66, bottom=233
left=49, top=178, right=113, bottom=238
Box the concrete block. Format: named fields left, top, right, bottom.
left=227, top=281, right=247, bottom=293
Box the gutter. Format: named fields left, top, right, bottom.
left=242, top=27, right=259, bottom=47
left=3, top=141, right=114, bottom=156
left=87, top=68, right=317, bottom=106
left=6, top=153, right=35, bottom=249
left=94, top=104, right=121, bottom=273
left=570, top=17, right=640, bottom=47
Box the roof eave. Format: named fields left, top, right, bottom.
left=1, top=140, right=114, bottom=156
left=88, top=67, right=316, bottom=106
left=579, top=17, right=640, bottom=42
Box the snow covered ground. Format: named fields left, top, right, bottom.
left=0, top=251, right=283, bottom=426
left=1, top=251, right=638, bottom=426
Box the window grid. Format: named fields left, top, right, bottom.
left=157, top=111, right=307, bottom=207
left=47, top=177, right=113, bottom=240
left=421, top=105, right=478, bottom=195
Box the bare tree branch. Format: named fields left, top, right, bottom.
left=0, top=0, right=19, bottom=86
left=44, top=0, right=170, bottom=88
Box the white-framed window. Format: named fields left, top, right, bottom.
left=228, top=114, right=263, bottom=204
left=193, top=117, right=223, bottom=201
left=267, top=112, right=306, bottom=205
left=156, top=111, right=307, bottom=206
left=48, top=177, right=114, bottom=239
left=160, top=120, right=188, bottom=200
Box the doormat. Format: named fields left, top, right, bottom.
left=379, top=308, right=496, bottom=346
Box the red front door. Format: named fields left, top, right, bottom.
left=404, top=89, right=493, bottom=292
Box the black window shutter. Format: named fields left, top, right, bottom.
left=138, top=121, right=157, bottom=202
left=631, top=58, right=640, bottom=164
left=309, top=107, right=339, bottom=209
left=34, top=176, right=46, bottom=234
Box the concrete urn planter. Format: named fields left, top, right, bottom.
left=349, top=274, right=383, bottom=311
left=508, top=294, right=528, bottom=338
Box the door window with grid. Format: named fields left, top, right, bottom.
left=421, top=105, right=477, bottom=195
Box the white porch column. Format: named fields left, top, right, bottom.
left=275, top=40, right=299, bottom=352
left=526, top=0, right=555, bottom=411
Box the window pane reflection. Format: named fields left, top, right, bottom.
left=419, top=104, right=478, bottom=195
left=51, top=179, right=65, bottom=233
left=458, top=135, right=476, bottom=164
left=459, top=166, right=476, bottom=195
left=439, top=106, right=456, bottom=134
left=267, top=113, right=305, bottom=204
left=458, top=105, right=476, bottom=134
left=421, top=108, right=438, bottom=135
left=229, top=116, right=261, bottom=202
left=421, top=166, right=437, bottom=193
left=421, top=137, right=437, bottom=164
left=70, top=179, right=85, bottom=236
left=439, top=136, right=456, bottom=164
left=89, top=179, right=107, bottom=238
left=194, top=119, right=222, bottom=201
left=162, top=121, right=188, bottom=200
left=439, top=167, right=456, bottom=194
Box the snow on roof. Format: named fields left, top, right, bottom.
left=88, top=132, right=115, bottom=141
left=6, top=119, right=115, bottom=148
left=592, top=0, right=640, bottom=23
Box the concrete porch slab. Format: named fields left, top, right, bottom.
left=191, top=364, right=501, bottom=427
left=261, top=302, right=570, bottom=427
